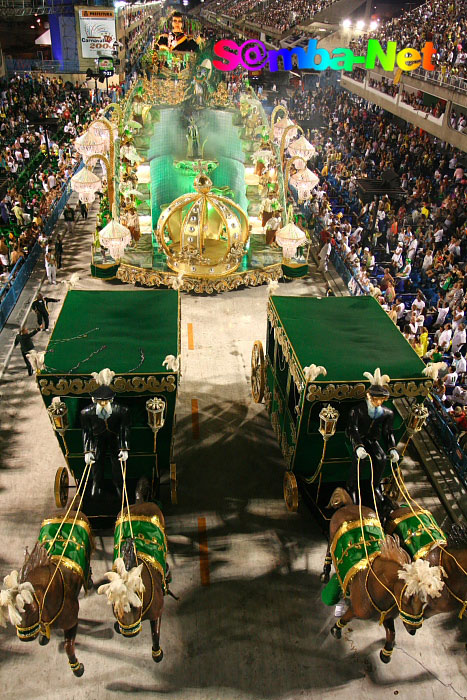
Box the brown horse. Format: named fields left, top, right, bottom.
left=0, top=509, right=93, bottom=677
left=98, top=480, right=167, bottom=662
left=323, top=489, right=444, bottom=663
left=387, top=507, right=467, bottom=647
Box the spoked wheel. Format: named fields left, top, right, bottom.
left=170, top=463, right=178, bottom=504
left=283, top=471, right=299, bottom=512
left=251, top=340, right=265, bottom=403
left=54, top=466, right=69, bottom=508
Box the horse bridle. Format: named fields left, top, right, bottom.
left=16, top=563, right=65, bottom=641
left=364, top=565, right=425, bottom=628
left=116, top=556, right=155, bottom=637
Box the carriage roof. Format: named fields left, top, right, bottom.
left=269, top=295, right=427, bottom=388
left=41, top=289, right=179, bottom=379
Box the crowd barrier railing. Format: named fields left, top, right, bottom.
left=0, top=161, right=83, bottom=331
left=426, top=395, right=467, bottom=490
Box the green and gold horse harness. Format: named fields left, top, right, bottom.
left=331, top=517, right=384, bottom=596
left=386, top=508, right=446, bottom=560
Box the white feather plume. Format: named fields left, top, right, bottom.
left=26, top=351, right=45, bottom=372
left=163, top=354, right=180, bottom=373
left=398, top=559, right=445, bottom=603
left=0, top=570, right=35, bottom=627
left=97, top=558, right=145, bottom=618
left=422, top=362, right=447, bottom=381
left=91, top=368, right=115, bottom=387
left=267, top=280, right=279, bottom=295
left=171, top=273, right=185, bottom=291
left=363, top=367, right=390, bottom=386
left=62, top=273, right=80, bottom=291
left=303, top=364, right=327, bottom=382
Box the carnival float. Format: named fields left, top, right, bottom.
left=70, top=11, right=319, bottom=293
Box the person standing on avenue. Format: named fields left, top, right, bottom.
left=32, top=292, right=58, bottom=331
left=14, top=326, right=40, bottom=375
left=55, top=235, right=63, bottom=269
left=63, top=204, right=75, bottom=234
left=45, top=249, right=57, bottom=284
left=79, top=201, right=88, bottom=220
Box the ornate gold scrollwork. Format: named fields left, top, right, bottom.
left=306, top=380, right=433, bottom=403
left=271, top=411, right=281, bottom=439
left=39, top=375, right=177, bottom=396
left=267, top=303, right=305, bottom=392
left=117, top=263, right=283, bottom=294
left=281, top=431, right=295, bottom=466
left=264, top=385, right=273, bottom=414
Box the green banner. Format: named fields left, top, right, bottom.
left=114, top=514, right=167, bottom=580
left=331, top=517, right=384, bottom=594
left=38, top=518, right=92, bottom=582
left=387, top=508, right=446, bottom=560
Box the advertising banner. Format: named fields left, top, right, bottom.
left=79, top=9, right=116, bottom=59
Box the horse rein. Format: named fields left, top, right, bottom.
left=364, top=564, right=424, bottom=628
left=438, top=548, right=467, bottom=619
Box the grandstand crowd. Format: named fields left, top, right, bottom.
left=275, top=81, right=467, bottom=434
left=204, top=0, right=336, bottom=31
left=0, top=74, right=116, bottom=287
left=351, top=0, right=467, bottom=77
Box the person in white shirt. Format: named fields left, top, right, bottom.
left=452, top=324, right=466, bottom=354
left=444, top=367, right=458, bottom=389
left=47, top=173, right=57, bottom=190
left=450, top=384, right=467, bottom=406
left=411, top=291, right=425, bottom=315
left=438, top=324, right=452, bottom=351
left=434, top=227, right=444, bottom=247
left=392, top=244, right=403, bottom=269
left=394, top=298, right=405, bottom=323
left=454, top=352, right=466, bottom=374
left=407, top=236, right=418, bottom=262
left=434, top=300, right=450, bottom=327
left=421, top=249, right=433, bottom=271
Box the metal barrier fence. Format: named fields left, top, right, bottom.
left=0, top=161, right=83, bottom=331
left=426, top=395, right=467, bottom=490
left=0, top=243, right=41, bottom=330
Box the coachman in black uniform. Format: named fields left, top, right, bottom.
left=346, top=369, right=400, bottom=504
left=80, top=384, right=130, bottom=498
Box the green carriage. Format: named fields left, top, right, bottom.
left=251, top=295, right=432, bottom=525
left=37, top=289, right=180, bottom=518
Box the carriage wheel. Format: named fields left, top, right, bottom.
left=54, top=467, right=69, bottom=508
left=170, top=463, right=178, bottom=505
left=251, top=340, right=265, bottom=403
left=283, top=471, right=298, bottom=512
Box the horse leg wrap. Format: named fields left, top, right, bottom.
left=336, top=619, right=347, bottom=629
left=69, top=660, right=81, bottom=671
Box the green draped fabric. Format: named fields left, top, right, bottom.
left=38, top=518, right=92, bottom=582
left=270, top=296, right=427, bottom=382
left=114, top=514, right=167, bottom=580
left=281, top=263, right=308, bottom=279
left=321, top=574, right=343, bottom=606
left=388, top=508, right=446, bottom=560
left=331, top=518, right=384, bottom=594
